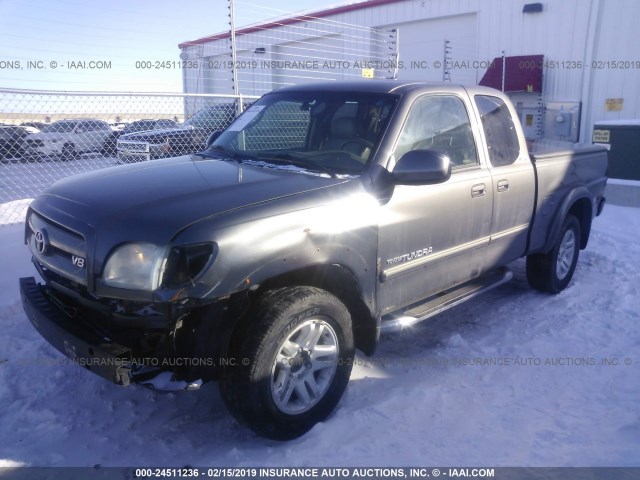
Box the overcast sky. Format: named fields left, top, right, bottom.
left=0, top=0, right=342, bottom=92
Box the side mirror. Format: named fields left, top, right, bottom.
left=392, top=150, right=452, bottom=185
left=206, top=130, right=223, bottom=148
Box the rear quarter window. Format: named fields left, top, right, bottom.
left=475, top=95, right=520, bottom=167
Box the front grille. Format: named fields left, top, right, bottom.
left=27, top=212, right=87, bottom=286
left=118, top=140, right=149, bottom=153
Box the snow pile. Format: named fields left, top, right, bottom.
left=0, top=199, right=31, bottom=226
left=0, top=206, right=638, bottom=467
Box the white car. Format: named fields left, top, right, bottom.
left=24, top=119, right=113, bottom=160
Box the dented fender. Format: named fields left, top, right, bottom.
left=171, top=178, right=380, bottom=316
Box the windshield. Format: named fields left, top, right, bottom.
left=184, top=107, right=233, bottom=129
left=208, top=91, right=397, bottom=175
left=124, top=120, right=156, bottom=133
left=41, top=121, right=77, bottom=133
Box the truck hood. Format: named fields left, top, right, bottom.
left=119, top=127, right=195, bottom=142
left=33, top=155, right=350, bottom=249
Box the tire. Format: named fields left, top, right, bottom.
left=61, top=143, right=76, bottom=161
left=526, top=214, right=581, bottom=294
left=220, top=286, right=354, bottom=440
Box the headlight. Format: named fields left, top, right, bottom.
left=102, top=242, right=216, bottom=291
left=160, top=243, right=215, bottom=289
left=103, top=243, right=166, bottom=290
left=149, top=140, right=170, bottom=153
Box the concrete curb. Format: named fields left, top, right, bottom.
left=605, top=179, right=640, bottom=208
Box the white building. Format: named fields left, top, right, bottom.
left=179, top=0, right=640, bottom=143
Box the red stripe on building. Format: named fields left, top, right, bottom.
left=178, top=0, right=406, bottom=48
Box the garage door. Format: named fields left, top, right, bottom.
left=388, top=13, right=478, bottom=84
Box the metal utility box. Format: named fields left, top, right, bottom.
left=593, top=120, right=640, bottom=180
left=544, top=101, right=581, bottom=142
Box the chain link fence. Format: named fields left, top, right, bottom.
left=0, top=88, right=259, bottom=226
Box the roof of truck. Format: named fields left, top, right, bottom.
left=269, top=80, right=503, bottom=97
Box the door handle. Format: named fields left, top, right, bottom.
left=471, top=183, right=486, bottom=198
left=497, top=179, right=509, bottom=192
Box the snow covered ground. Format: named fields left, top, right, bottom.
left=0, top=204, right=638, bottom=468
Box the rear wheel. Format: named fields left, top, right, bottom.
left=220, top=286, right=354, bottom=440
left=527, top=214, right=581, bottom=293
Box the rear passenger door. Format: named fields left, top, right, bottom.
left=76, top=121, right=98, bottom=151
left=377, top=94, right=494, bottom=314
left=72, top=122, right=89, bottom=152
left=88, top=121, right=111, bottom=148
left=473, top=95, right=535, bottom=266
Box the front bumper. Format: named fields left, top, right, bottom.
left=20, top=276, right=134, bottom=386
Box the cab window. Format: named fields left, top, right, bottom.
left=474, top=95, right=520, bottom=167
left=394, top=95, right=478, bottom=168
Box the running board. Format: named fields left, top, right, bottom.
left=380, top=267, right=513, bottom=333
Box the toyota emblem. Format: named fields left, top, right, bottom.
left=34, top=229, right=49, bottom=254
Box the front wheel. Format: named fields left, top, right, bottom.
left=526, top=214, right=581, bottom=293
left=61, top=143, right=76, bottom=161
left=220, top=286, right=354, bottom=440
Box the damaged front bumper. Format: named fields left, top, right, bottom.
left=19, top=276, right=202, bottom=390
left=20, top=276, right=135, bottom=385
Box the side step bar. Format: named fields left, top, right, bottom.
left=380, top=267, right=513, bottom=333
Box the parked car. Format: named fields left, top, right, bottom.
left=117, top=104, right=236, bottom=163
left=102, top=119, right=178, bottom=156
left=20, top=121, right=48, bottom=132
left=23, top=119, right=113, bottom=160
left=0, top=125, right=31, bottom=161
left=20, top=81, right=607, bottom=440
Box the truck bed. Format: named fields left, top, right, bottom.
left=528, top=140, right=608, bottom=254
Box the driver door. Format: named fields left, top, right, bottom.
left=377, top=94, right=494, bottom=314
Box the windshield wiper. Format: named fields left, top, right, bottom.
left=255, top=153, right=338, bottom=178
left=195, top=145, right=242, bottom=161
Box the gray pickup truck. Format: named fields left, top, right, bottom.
left=20, top=81, right=607, bottom=440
